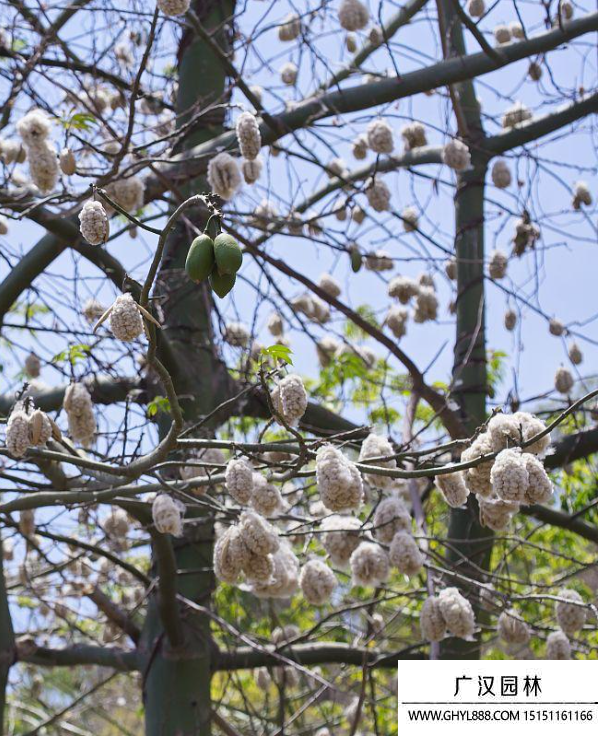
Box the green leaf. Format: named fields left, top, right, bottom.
left=261, top=344, right=293, bottom=365
left=51, top=343, right=91, bottom=366
left=147, top=395, right=171, bottom=417
left=60, top=112, right=97, bottom=132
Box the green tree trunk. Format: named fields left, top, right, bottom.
left=0, top=540, right=14, bottom=733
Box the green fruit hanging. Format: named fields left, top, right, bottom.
left=185, top=234, right=215, bottom=283
left=213, top=233, right=243, bottom=276
left=209, top=270, right=236, bottom=298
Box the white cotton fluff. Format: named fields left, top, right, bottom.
left=488, top=250, right=508, bottom=279
left=79, top=201, right=109, bottom=245
left=238, top=510, right=279, bottom=557
left=17, top=109, right=51, bottom=145
left=489, top=411, right=551, bottom=457
left=104, top=509, right=129, bottom=538
left=545, top=630, right=571, bottom=659
left=491, top=160, right=512, bottom=189
left=388, top=276, right=419, bottom=304
left=27, top=140, right=58, bottom=193
left=555, top=366, right=574, bottom=394
left=19, top=509, right=35, bottom=537
left=467, top=0, right=485, bottom=17
left=255, top=667, right=271, bottom=690
left=278, top=13, right=302, bottom=41
left=497, top=609, right=530, bottom=644
left=63, top=382, right=96, bottom=447
left=413, top=287, right=438, bottom=323
left=445, top=258, right=457, bottom=280
left=401, top=122, right=427, bottom=150
left=479, top=497, right=518, bottom=531
left=152, top=494, right=184, bottom=536
left=6, top=409, right=32, bottom=458
left=24, top=352, right=40, bottom=378
left=318, top=273, right=341, bottom=298
left=225, top=459, right=254, bottom=505
left=213, top=526, right=246, bottom=583
left=461, top=431, right=494, bottom=497
left=107, top=177, right=145, bottom=213
left=352, top=134, right=369, bottom=159
left=320, top=514, right=361, bottom=567
left=365, top=249, right=393, bottom=271
left=271, top=374, right=308, bottom=426
left=350, top=542, right=390, bottom=587
left=421, top=596, right=447, bottom=641
left=504, top=309, right=517, bottom=331
left=156, top=0, right=190, bottom=16
left=291, top=293, right=330, bottom=323
left=436, top=471, right=470, bottom=508
left=251, top=542, right=299, bottom=598
left=359, top=433, right=397, bottom=489
left=365, top=177, right=391, bottom=212
left=235, top=111, right=262, bottom=161
left=316, top=444, right=363, bottom=512
left=556, top=589, right=586, bottom=634
left=401, top=206, right=419, bottom=232
left=386, top=305, right=408, bottom=339
left=338, top=0, right=369, bottom=31
left=502, top=101, right=532, bottom=129
left=510, top=22, right=524, bottom=39
left=367, top=119, right=394, bottom=154
left=316, top=336, right=340, bottom=367
left=389, top=531, right=423, bottom=576
left=242, top=156, right=263, bottom=184
left=437, top=587, right=476, bottom=639
left=568, top=342, right=582, bottom=366
left=490, top=448, right=529, bottom=503
left=251, top=472, right=284, bottom=516
left=299, top=559, right=338, bottom=604
left=223, top=322, right=250, bottom=347
left=82, top=298, right=106, bottom=324
left=493, top=25, right=511, bottom=44
left=180, top=447, right=226, bottom=482
left=280, top=62, right=298, bottom=86
left=109, top=294, right=144, bottom=342
left=522, top=453, right=553, bottom=504
left=572, top=181, right=592, bottom=209
left=28, top=409, right=52, bottom=447
left=59, top=148, right=76, bottom=176
left=373, top=495, right=411, bottom=542
left=352, top=205, right=366, bottom=224
left=207, top=152, right=241, bottom=200
left=266, top=312, right=284, bottom=338
left=442, top=139, right=471, bottom=171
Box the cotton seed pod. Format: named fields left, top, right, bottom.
left=467, top=0, right=485, bottom=17
left=0, top=139, right=26, bottom=165
left=280, top=62, right=298, bottom=86
left=238, top=510, right=279, bottom=557
left=493, top=25, right=511, bottom=45
left=267, top=312, right=284, bottom=337
left=79, top=201, right=109, bottom=245
left=351, top=205, right=366, bottom=224
left=338, top=0, right=369, bottom=31
left=207, top=152, right=241, bottom=200
left=502, top=101, right=532, bottom=129
left=366, top=119, right=394, bottom=154
left=255, top=667, right=271, bottom=690
left=522, top=453, right=553, bottom=504
left=223, top=322, right=250, bottom=348
left=225, top=459, right=254, bottom=505
left=369, top=25, right=383, bottom=45
left=436, top=471, right=469, bottom=508
left=389, top=531, right=423, bottom=576
left=437, top=587, right=476, bottom=639
left=497, top=609, right=530, bottom=644
left=560, top=1, right=573, bottom=21
left=420, top=595, right=447, bottom=641
left=17, top=109, right=51, bottom=145
left=316, top=336, right=340, bottom=367
left=401, top=122, right=427, bottom=150
left=461, top=431, right=494, bottom=497
left=278, top=13, right=301, bottom=41
left=156, top=0, right=190, bottom=16
left=242, top=156, right=263, bottom=184
left=373, top=495, right=411, bottom=542
left=327, top=157, right=348, bottom=179
left=180, top=447, right=226, bottom=483
left=365, top=176, right=391, bottom=212
left=19, top=509, right=35, bottom=536
left=152, top=494, right=184, bottom=536
left=82, top=298, right=106, bottom=325
left=555, top=366, right=574, bottom=394
left=487, top=411, right=551, bottom=456
left=365, top=249, right=393, bottom=271
left=413, top=287, right=438, bottom=323
left=271, top=373, right=308, bottom=426
left=251, top=542, right=299, bottom=598
left=479, top=497, right=518, bottom=530
left=251, top=473, right=284, bottom=516
left=104, top=509, right=130, bottom=538
left=213, top=526, right=245, bottom=583
left=445, top=258, right=457, bottom=281
left=299, top=559, right=338, bottom=605
left=491, top=447, right=529, bottom=503
left=0, top=216, right=8, bottom=236
left=63, top=382, right=96, bottom=447
left=385, top=305, right=408, bottom=339
left=6, top=409, right=32, bottom=458
left=509, top=21, right=524, bottom=39
left=491, top=159, right=512, bottom=189
left=350, top=541, right=390, bottom=587
left=545, top=629, right=571, bottom=659
left=359, top=433, right=397, bottom=489
left=318, top=273, right=341, bottom=299
left=316, top=444, right=363, bottom=512
left=549, top=317, right=565, bottom=336
left=388, top=275, right=419, bottom=303
left=24, top=351, right=41, bottom=379
left=568, top=342, right=582, bottom=365
left=345, top=32, right=358, bottom=52
left=109, top=294, right=144, bottom=342
left=556, top=589, right=586, bottom=634
left=235, top=111, right=262, bottom=161
left=572, top=180, right=592, bottom=209
left=352, top=133, right=368, bottom=159
left=442, top=139, right=471, bottom=171
left=488, top=250, right=508, bottom=279
left=401, top=206, right=419, bottom=232
left=28, top=409, right=52, bottom=446
left=504, top=309, right=517, bottom=331
left=320, top=514, right=361, bottom=567
left=528, top=61, right=542, bottom=81
left=28, top=139, right=58, bottom=193
left=59, top=148, right=76, bottom=175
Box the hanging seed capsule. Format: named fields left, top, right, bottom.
left=185, top=234, right=215, bottom=283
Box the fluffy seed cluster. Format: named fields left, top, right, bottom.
left=320, top=514, right=362, bottom=567
left=338, top=0, right=369, bottom=31
left=317, top=336, right=340, bottom=367
left=6, top=405, right=52, bottom=457
left=442, top=139, right=471, bottom=171
left=280, top=62, right=298, bottom=85
left=461, top=431, right=495, bottom=497
left=352, top=134, right=369, bottom=159
left=107, top=177, right=145, bottom=213
left=318, top=273, right=341, bottom=298
left=546, top=630, right=570, bottom=659
left=251, top=542, right=299, bottom=598
left=435, top=587, right=476, bottom=639
left=401, top=206, right=419, bottom=232
left=316, top=444, right=363, bottom=512
left=224, top=322, right=250, bottom=347
left=494, top=24, right=511, bottom=44
left=549, top=318, right=565, bottom=336
left=490, top=448, right=529, bottom=503
left=386, top=305, right=408, bottom=339
left=502, top=101, right=532, bottom=129
left=59, top=148, right=76, bottom=175
left=389, top=531, right=423, bottom=576
left=479, top=498, right=519, bottom=531
left=568, top=342, right=583, bottom=365
left=513, top=216, right=540, bottom=256
left=207, top=153, right=241, bottom=200
left=555, top=366, right=573, bottom=394
left=180, top=447, right=226, bottom=483
left=239, top=510, right=280, bottom=557
left=445, top=258, right=457, bottom=280
left=359, top=433, right=397, bottom=489
left=373, top=495, right=411, bottom=542
left=420, top=595, right=447, bottom=641
left=104, top=509, right=129, bottom=538
left=24, top=352, right=40, bottom=378
left=267, top=312, right=284, bottom=337
left=110, top=294, right=144, bottom=342
left=504, top=309, right=517, bottom=331
left=299, top=558, right=338, bottom=604
left=388, top=276, right=419, bottom=303
left=491, top=160, right=512, bottom=189
left=291, top=293, right=330, bottom=323
left=278, top=13, right=302, bottom=41
left=436, top=471, right=469, bottom=508
left=82, top=298, right=106, bottom=324
left=156, top=0, right=190, bottom=16
left=152, top=494, right=184, bottom=536
left=17, top=109, right=51, bottom=145
left=366, top=119, right=394, bottom=154
left=251, top=472, right=284, bottom=516
left=487, top=411, right=551, bottom=457
left=79, top=201, right=109, bottom=245
left=63, top=382, right=96, bottom=447
left=572, top=180, right=592, bottom=209
left=213, top=526, right=246, bottom=584
left=401, top=122, right=427, bottom=150
left=467, top=0, right=485, bottom=17
left=497, top=609, right=530, bottom=644
left=488, top=250, right=508, bottom=279
left=225, top=459, right=254, bottom=505
left=350, top=542, right=389, bottom=587
left=236, top=111, right=262, bottom=161
left=365, top=177, right=391, bottom=212
left=555, top=589, right=586, bottom=634
left=272, top=374, right=308, bottom=426
left=242, top=156, right=263, bottom=184
left=413, top=287, right=438, bottom=323
left=365, top=249, right=393, bottom=271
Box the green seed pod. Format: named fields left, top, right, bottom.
left=213, top=233, right=243, bottom=276
left=209, top=270, right=236, bottom=298
left=350, top=245, right=363, bottom=273
left=185, top=234, right=215, bottom=283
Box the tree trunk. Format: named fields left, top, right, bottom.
left=0, top=541, right=14, bottom=733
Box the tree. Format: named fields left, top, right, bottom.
left=0, top=0, right=597, bottom=734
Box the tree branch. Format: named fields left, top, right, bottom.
left=16, top=641, right=139, bottom=672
